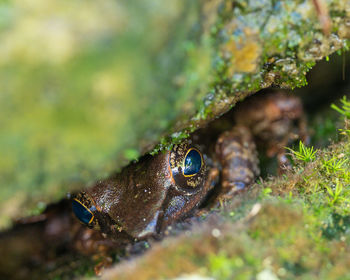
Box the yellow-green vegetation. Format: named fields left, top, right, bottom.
left=287, top=141, right=317, bottom=162
left=102, top=99, right=350, bottom=279
left=0, top=0, right=349, bottom=228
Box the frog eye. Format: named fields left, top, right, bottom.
left=169, top=143, right=206, bottom=191
left=72, top=199, right=96, bottom=225
left=183, top=148, right=203, bottom=176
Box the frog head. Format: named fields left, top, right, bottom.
left=72, top=141, right=209, bottom=240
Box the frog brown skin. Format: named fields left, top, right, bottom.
left=232, top=90, right=308, bottom=171
left=69, top=90, right=306, bottom=274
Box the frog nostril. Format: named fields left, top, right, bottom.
left=183, top=148, right=203, bottom=176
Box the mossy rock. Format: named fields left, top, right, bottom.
left=0, top=0, right=349, bottom=228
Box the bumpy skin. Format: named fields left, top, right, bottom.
left=233, top=91, right=307, bottom=168
left=215, top=126, right=260, bottom=199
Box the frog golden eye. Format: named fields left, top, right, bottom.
left=72, top=198, right=96, bottom=225
left=183, top=148, right=203, bottom=176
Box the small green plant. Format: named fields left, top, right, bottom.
left=331, top=96, right=350, bottom=118
left=338, top=128, right=350, bottom=136
left=321, top=157, right=348, bottom=174
left=287, top=141, right=317, bottom=163
left=262, top=187, right=272, bottom=197
left=324, top=180, right=344, bottom=206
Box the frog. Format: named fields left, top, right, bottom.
left=70, top=90, right=306, bottom=274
